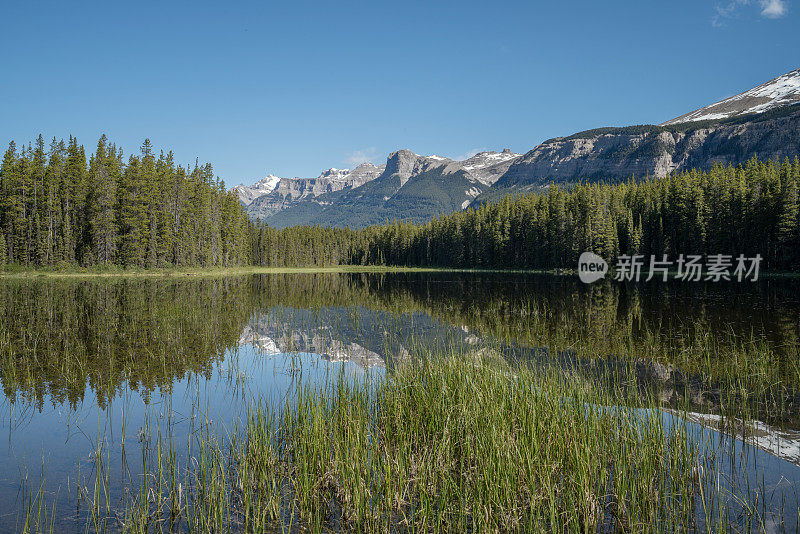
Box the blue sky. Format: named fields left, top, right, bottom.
left=1, top=0, right=797, bottom=185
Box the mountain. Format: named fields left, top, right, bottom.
left=259, top=149, right=521, bottom=228
left=232, top=174, right=280, bottom=205
left=236, top=66, right=800, bottom=228
left=460, top=149, right=522, bottom=185
left=246, top=163, right=385, bottom=219
left=480, top=101, right=800, bottom=202
left=662, top=68, right=800, bottom=125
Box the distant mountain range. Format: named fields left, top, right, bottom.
left=235, top=150, right=521, bottom=228
left=234, top=67, right=800, bottom=229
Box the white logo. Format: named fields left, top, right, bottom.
left=578, top=252, right=608, bottom=284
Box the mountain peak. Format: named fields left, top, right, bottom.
left=317, top=168, right=351, bottom=181
left=662, top=67, right=800, bottom=125
left=232, top=174, right=281, bottom=205
left=460, top=150, right=522, bottom=185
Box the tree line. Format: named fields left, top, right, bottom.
left=2, top=135, right=799, bottom=272
left=252, top=157, right=800, bottom=271
left=0, top=135, right=250, bottom=268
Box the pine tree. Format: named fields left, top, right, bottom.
left=777, top=178, right=798, bottom=268
left=89, top=135, right=118, bottom=263
left=0, top=230, right=6, bottom=268
left=118, top=156, right=146, bottom=266
left=31, top=135, right=47, bottom=264
left=63, top=136, right=88, bottom=263
left=0, top=142, right=17, bottom=263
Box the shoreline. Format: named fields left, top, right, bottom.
left=0, top=265, right=569, bottom=279
left=0, top=265, right=796, bottom=279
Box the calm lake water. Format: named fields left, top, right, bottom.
left=0, top=272, right=799, bottom=531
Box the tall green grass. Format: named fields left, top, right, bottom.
left=55, top=354, right=727, bottom=532
left=19, top=349, right=798, bottom=532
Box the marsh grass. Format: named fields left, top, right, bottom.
left=28, top=352, right=745, bottom=532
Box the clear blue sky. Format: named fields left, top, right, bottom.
left=1, top=0, right=797, bottom=185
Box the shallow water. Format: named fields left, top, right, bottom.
left=0, top=272, right=799, bottom=530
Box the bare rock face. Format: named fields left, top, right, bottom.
left=460, top=149, right=522, bottom=185
left=246, top=163, right=385, bottom=219
left=232, top=174, right=280, bottom=205
left=494, top=107, right=800, bottom=190
left=383, top=150, right=455, bottom=186
left=497, top=132, right=680, bottom=186
left=347, top=162, right=386, bottom=187
left=380, top=149, right=522, bottom=187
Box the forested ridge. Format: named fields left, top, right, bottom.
left=253, top=157, right=800, bottom=271
left=1, top=135, right=799, bottom=272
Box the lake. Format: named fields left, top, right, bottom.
left=0, top=272, right=799, bottom=531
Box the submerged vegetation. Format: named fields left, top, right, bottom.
left=20, top=350, right=800, bottom=533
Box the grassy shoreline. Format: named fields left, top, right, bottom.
left=0, top=265, right=569, bottom=279
left=1, top=264, right=798, bottom=279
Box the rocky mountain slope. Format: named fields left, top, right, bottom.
left=235, top=66, right=800, bottom=228
left=259, top=149, right=521, bottom=228
left=662, top=68, right=800, bottom=125
left=232, top=174, right=280, bottom=205
left=246, top=163, right=385, bottom=219
left=482, top=102, right=800, bottom=202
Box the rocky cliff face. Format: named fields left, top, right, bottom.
left=232, top=174, right=280, bottom=205
left=260, top=149, right=521, bottom=228
left=492, top=105, right=800, bottom=192
left=460, top=149, right=522, bottom=185
left=246, top=163, right=385, bottom=219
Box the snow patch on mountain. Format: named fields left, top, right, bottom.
left=459, top=149, right=522, bottom=185
left=663, top=67, right=800, bottom=125
left=465, top=187, right=481, bottom=197
left=317, top=168, right=351, bottom=181
left=233, top=174, right=281, bottom=205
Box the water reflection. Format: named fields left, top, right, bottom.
left=2, top=273, right=799, bottom=409
left=0, top=272, right=798, bottom=530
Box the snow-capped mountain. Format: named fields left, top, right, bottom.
left=461, top=149, right=522, bottom=185
left=234, top=169, right=357, bottom=207
left=233, top=66, right=800, bottom=228
left=244, top=163, right=386, bottom=219
left=232, top=174, right=281, bottom=205
left=255, top=149, right=522, bottom=228
left=317, top=168, right=351, bottom=181
left=662, top=67, right=800, bottom=125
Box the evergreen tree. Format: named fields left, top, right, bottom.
left=89, top=135, right=118, bottom=263
left=777, top=178, right=798, bottom=267
left=0, top=230, right=5, bottom=268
